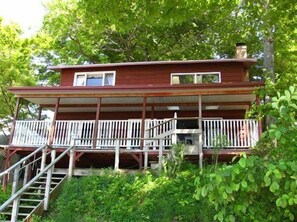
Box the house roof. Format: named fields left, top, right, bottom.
left=9, top=82, right=264, bottom=113
left=48, top=58, right=257, bottom=71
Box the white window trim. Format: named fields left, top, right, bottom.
left=73, top=71, right=116, bottom=86
left=170, top=72, right=221, bottom=85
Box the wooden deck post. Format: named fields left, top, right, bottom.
left=198, top=95, right=203, bottom=168
left=158, top=139, right=163, bottom=172
left=68, top=147, right=75, bottom=179
left=150, top=106, right=154, bottom=119
left=49, top=98, right=60, bottom=145
left=92, top=98, right=101, bottom=149
left=114, top=139, right=120, bottom=171
left=3, top=149, right=11, bottom=191
left=8, top=97, right=21, bottom=145
left=144, top=144, right=148, bottom=170
left=140, top=97, right=147, bottom=146
left=38, top=106, right=42, bottom=120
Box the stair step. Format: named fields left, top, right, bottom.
left=22, top=192, right=44, bottom=196
left=8, top=205, right=36, bottom=209
left=20, top=198, right=42, bottom=202
left=0, top=212, right=29, bottom=216
left=35, top=181, right=59, bottom=185
left=28, top=186, right=47, bottom=190
left=40, top=176, right=64, bottom=180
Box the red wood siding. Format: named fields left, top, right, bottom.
left=57, top=110, right=245, bottom=120
left=60, top=62, right=245, bottom=87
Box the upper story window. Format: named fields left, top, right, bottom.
left=171, top=72, right=221, bottom=85
left=74, top=71, right=116, bottom=86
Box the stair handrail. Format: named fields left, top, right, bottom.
left=0, top=145, right=47, bottom=179
left=0, top=145, right=75, bottom=215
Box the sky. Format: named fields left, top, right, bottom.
left=0, top=0, right=46, bottom=36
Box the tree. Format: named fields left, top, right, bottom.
left=0, top=18, right=36, bottom=137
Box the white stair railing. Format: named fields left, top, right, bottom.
left=0, top=145, right=75, bottom=222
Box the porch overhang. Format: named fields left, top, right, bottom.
left=9, top=82, right=263, bottom=113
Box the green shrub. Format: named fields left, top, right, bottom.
left=41, top=166, right=211, bottom=222
left=163, top=143, right=185, bottom=178
left=194, top=155, right=297, bottom=221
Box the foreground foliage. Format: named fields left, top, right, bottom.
left=39, top=166, right=209, bottom=222
left=195, top=156, right=297, bottom=222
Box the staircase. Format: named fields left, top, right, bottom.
left=1, top=172, right=66, bottom=221
left=0, top=145, right=75, bottom=222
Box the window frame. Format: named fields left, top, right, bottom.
left=170, top=72, right=221, bottom=85
left=73, top=71, right=116, bottom=86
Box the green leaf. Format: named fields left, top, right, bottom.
left=238, top=158, right=246, bottom=168
left=201, top=186, right=208, bottom=197
left=241, top=180, right=247, bottom=188
left=274, top=130, right=281, bottom=139
left=222, top=191, right=228, bottom=199
left=270, top=181, right=280, bottom=192
left=247, top=173, right=255, bottom=182
left=289, top=103, right=297, bottom=110
left=233, top=167, right=240, bottom=175
left=273, top=169, right=282, bottom=179
left=285, top=90, right=291, bottom=99
left=289, top=86, right=295, bottom=94
left=264, top=176, right=271, bottom=186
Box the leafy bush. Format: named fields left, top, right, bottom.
left=194, top=155, right=297, bottom=221
left=41, top=166, right=211, bottom=222
left=252, top=86, right=297, bottom=160
left=163, top=143, right=185, bottom=178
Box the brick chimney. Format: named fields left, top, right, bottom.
left=236, top=43, right=247, bottom=59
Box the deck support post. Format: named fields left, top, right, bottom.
left=40, top=146, right=48, bottom=171
left=9, top=97, right=21, bottom=145
left=198, top=95, right=203, bottom=168
left=49, top=98, right=60, bottom=145
left=114, top=139, right=120, bottom=171
left=158, top=139, right=163, bottom=172
left=144, top=145, right=148, bottom=170
left=93, top=98, right=101, bottom=149
left=44, top=149, right=56, bottom=211
left=172, top=112, right=177, bottom=144
left=3, top=149, right=11, bottom=191
left=23, top=165, right=30, bottom=186
left=11, top=165, right=20, bottom=195
left=140, top=97, right=147, bottom=148
left=68, top=147, right=75, bottom=179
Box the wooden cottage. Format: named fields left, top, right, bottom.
left=6, top=53, right=263, bottom=170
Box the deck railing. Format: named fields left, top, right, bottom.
left=12, top=121, right=51, bottom=146
left=202, top=119, right=259, bottom=148
left=11, top=119, right=259, bottom=149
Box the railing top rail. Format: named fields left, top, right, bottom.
left=15, top=120, right=51, bottom=122
left=0, top=145, right=74, bottom=212
left=0, top=145, right=47, bottom=178
left=74, top=138, right=172, bottom=142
